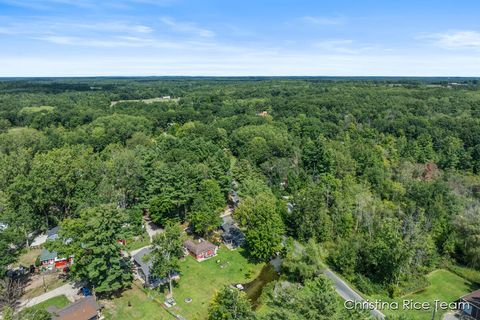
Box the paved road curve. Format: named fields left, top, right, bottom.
left=322, top=268, right=385, bottom=320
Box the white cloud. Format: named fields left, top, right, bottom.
left=0, top=0, right=176, bottom=10
left=0, top=27, right=15, bottom=34
left=421, top=30, right=480, bottom=50
left=0, top=20, right=154, bottom=37
left=300, top=15, right=346, bottom=26
left=67, top=22, right=154, bottom=34
left=35, top=35, right=183, bottom=48
left=314, top=39, right=376, bottom=54
left=0, top=0, right=96, bottom=10
left=160, top=17, right=215, bottom=38
left=2, top=52, right=480, bottom=77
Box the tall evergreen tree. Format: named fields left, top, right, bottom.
left=48, top=205, right=133, bottom=295
left=188, top=179, right=224, bottom=236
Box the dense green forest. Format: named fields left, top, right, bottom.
left=1, top=78, right=480, bottom=319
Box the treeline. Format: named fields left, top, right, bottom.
left=1, top=78, right=479, bottom=302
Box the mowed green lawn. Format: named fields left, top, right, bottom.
left=104, top=247, right=263, bottom=320
left=162, top=247, right=264, bottom=320
left=372, top=269, right=478, bottom=320
left=102, top=282, right=173, bottom=320
left=23, top=294, right=70, bottom=315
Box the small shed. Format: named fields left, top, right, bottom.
left=184, top=239, right=218, bottom=262
left=30, top=226, right=62, bottom=248
left=459, top=289, right=480, bottom=319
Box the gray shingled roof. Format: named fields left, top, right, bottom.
left=461, top=289, right=480, bottom=308
left=132, top=247, right=153, bottom=279
left=47, top=226, right=60, bottom=241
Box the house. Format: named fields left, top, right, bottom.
left=132, top=247, right=179, bottom=288
left=459, top=289, right=480, bottom=319
left=229, top=190, right=240, bottom=207
left=184, top=239, right=218, bottom=262
left=48, top=296, right=100, bottom=320
left=39, top=249, right=73, bottom=271
left=47, top=226, right=60, bottom=241
left=256, top=111, right=269, bottom=117
left=221, top=216, right=245, bottom=250
left=30, top=226, right=61, bottom=248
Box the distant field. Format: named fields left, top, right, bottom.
left=19, top=105, right=55, bottom=114
left=370, top=269, right=478, bottom=320
left=110, top=97, right=179, bottom=107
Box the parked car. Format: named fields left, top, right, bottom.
left=81, top=287, right=92, bottom=296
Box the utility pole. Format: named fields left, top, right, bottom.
left=43, top=273, right=47, bottom=293
left=431, top=301, right=437, bottom=320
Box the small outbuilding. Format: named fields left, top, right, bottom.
left=184, top=239, right=218, bottom=262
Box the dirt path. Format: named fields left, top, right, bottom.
left=144, top=218, right=163, bottom=241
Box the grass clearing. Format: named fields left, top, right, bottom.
left=160, top=247, right=263, bottom=320
left=447, top=264, right=480, bottom=285
left=110, top=97, right=179, bottom=107
left=103, top=247, right=262, bottom=320
left=22, top=294, right=70, bottom=316
left=23, top=274, right=65, bottom=300
left=125, top=235, right=150, bottom=251
left=19, top=105, right=55, bottom=114
left=14, top=248, right=42, bottom=268
left=34, top=294, right=70, bottom=310
left=370, top=269, right=478, bottom=320
left=102, top=282, right=173, bottom=320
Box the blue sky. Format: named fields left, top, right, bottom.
left=1, top=0, right=480, bottom=76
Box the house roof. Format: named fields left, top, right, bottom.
left=184, top=240, right=216, bottom=255
left=48, top=226, right=60, bottom=236
left=40, top=249, right=57, bottom=261
left=47, top=226, right=60, bottom=241
left=461, top=289, right=480, bottom=308
left=221, top=215, right=235, bottom=232
left=221, top=227, right=245, bottom=247
left=132, top=246, right=179, bottom=286
left=50, top=296, right=100, bottom=320
left=230, top=190, right=240, bottom=203
left=132, top=246, right=153, bottom=279
left=221, top=216, right=245, bottom=247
